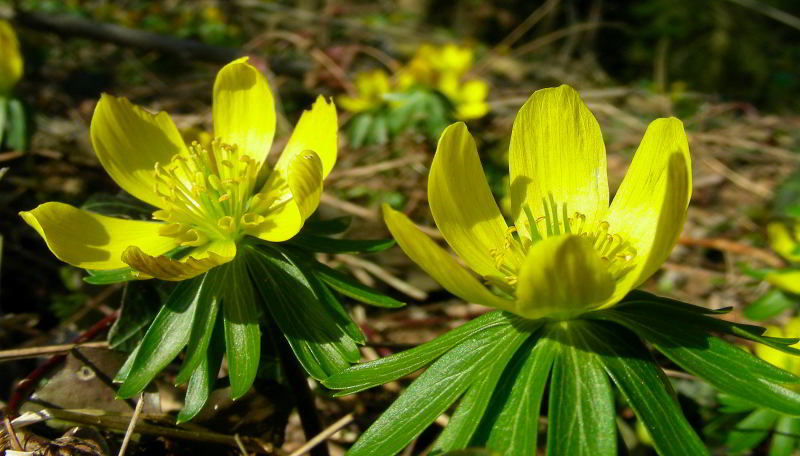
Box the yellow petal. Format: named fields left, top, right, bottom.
left=212, top=57, right=276, bottom=166
left=428, top=122, right=514, bottom=278
left=603, top=118, right=691, bottom=305
left=122, top=239, right=235, bottom=281
left=276, top=96, right=338, bottom=179
left=20, top=202, right=177, bottom=270
left=455, top=101, right=490, bottom=120
left=755, top=326, right=792, bottom=371
left=0, top=20, right=23, bottom=93
left=90, top=94, right=188, bottom=208
left=767, top=270, right=800, bottom=295
left=768, top=222, right=800, bottom=263
left=515, top=234, right=615, bottom=319
left=509, top=85, right=609, bottom=239
left=336, top=95, right=373, bottom=113
left=246, top=151, right=324, bottom=242
left=383, top=204, right=516, bottom=311
left=460, top=80, right=489, bottom=103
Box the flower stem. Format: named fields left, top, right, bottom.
left=267, top=317, right=330, bottom=456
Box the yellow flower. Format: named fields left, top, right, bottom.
left=755, top=318, right=800, bottom=375
left=765, top=220, right=800, bottom=294
left=0, top=19, right=23, bottom=94
left=383, top=85, right=691, bottom=320
left=21, top=57, right=338, bottom=281
left=337, top=69, right=391, bottom=113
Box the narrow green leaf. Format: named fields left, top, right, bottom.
left=724, top=408, right=780, bottom=453
left=429, top=330, right=532, bottom=454
left=108, top=282, right=163, bottom=351
left=176, top=266, right=226, bottom=384
left=579, top=320, right=709, bottom=456
left=322, top=311, right=516, bottom=395
left=307, top=272, right=366, bottom=347
left=600, top=309, right=800, bottom=415
left=473, top=336, right=557, bottom=455
left=223, top=258, right=261, bottom=399
left=620, top=290, right=733, bottom=314
left=348, top=112, right=374, bottom=149
left=117, top=276, right=205, bottom=398
left=314, top=261, right=405, bottom=308
left=547, top=322, right=616, bottom=456
left=768, top=416, right=800, bottom=456
left=246, top=245, right=354, bottom=380
left=114, top=343, right=141, bottom=384
left=177, top=313, right=225, bottom=423
left=84, top=268, right=140, bottom=285
left=5, top=98, right=26, bottom=151
left=289, top=234, right=395, bottom=254
left=302, top=216, right=352, bottom=236
left=744, top=289, right=795, bottom=321
left=346, top=322, right=534, bottom=456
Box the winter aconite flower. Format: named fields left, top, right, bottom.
left=756, top=317, right=800, bottom=376
left=765, top=220, right=800, bottom=294
left=337, top=69, right=391, bottom=113
left=0, top=19, right=23, bottom=95
left=397, top=43, right=489, bottom=120
left=384, top=85, right=691, bottom=320
left=21, top=57, right=337, bottom=282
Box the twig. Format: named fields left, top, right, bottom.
left=3, top=417, right=22, bottom=451
left=691, top=132, right=800, bottom=163
left=699, top=155, right=773, bottom=199
left=39, top=408, right=285, bottom=455
left=117, top=393, right=144, bottom=456
left=678, top=236, right=785, bottom=268
left=320, top=193, right=377, bottom=221
left=327, top=155, right=426, bottom=181
left=5, top=311, right=119, bottom=418
left=335, top=254, right=428, bottom=301
left=509, top=22, right=613, bottom=59
left=235, top=434, right=249, bottom=456
left=0, top=341, right=108, bottom=363
left=288, top=413, right=355, bottom=456
left=11, top=10, right=243, bottom=63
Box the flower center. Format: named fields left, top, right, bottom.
left=151, top=138, right=270, bottom=243
left=487, top=195, right=637, bottom=291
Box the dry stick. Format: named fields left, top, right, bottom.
left=327, top=155, right=426, bottom=181
left=11, top=10, right=242, bottom=63
left=41, top=408, right=284, bottom=455
left=117, top=393, right=144, bottom=456
left=678, top=236, right=785, bottom=268
left=509, top=22, right=611, bottom=59
left=699, top=155, right=773, bottom=199
left=3, top=417, right=22, bottom=451
left=5, top=311, right=119, bottom=418
left=335, top=254, right=428, bottom=301
left=288, top=413, right=355, bottom=456
left=473, top=0, right=561, bottom=74
left=0, top=341, right=108, bottom=363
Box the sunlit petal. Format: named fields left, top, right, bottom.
left=515, top=234, right=614, bottom=319
left=246, top=151, right=323, bottom=242
left=212, top=57, right=276, bottom=166
left=428, top=122, right=514, bottom=277
left=768, top=222, right=800, bottom=263
left=603, top=118, right=691, bottom=305
left=767, top=270, right=800, bottom=295
left=275, top=95, right=338, bottom=179
left=122, top=239, right=235, bottom=281
left=20, top=202, right=177, bottom=270
left=383, top=204, right=516, bottom=311
left=90, top=94, right=187, bottom=208
left=509, top=85, right=609, bottom=238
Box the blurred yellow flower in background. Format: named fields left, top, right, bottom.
left=337, top=69, right=391, bottom=113
left=765, top=220, right=800, bottom=294
left=755, top=318, right=800, bottom=375
left=21, top=57, right=338, bottom=281
left=397, top=43, right=489, bottom=120
left=0, top=19, right=23, bottom=94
